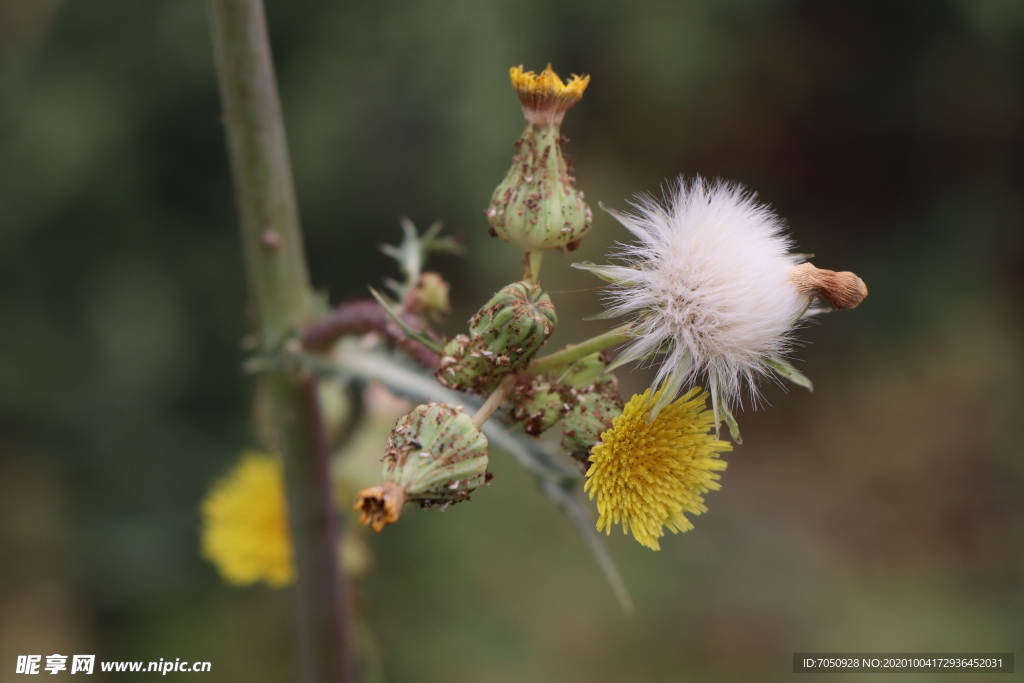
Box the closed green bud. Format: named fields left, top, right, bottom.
left=383, top=402, right=489, bottom=503
left=559, top=351, right=612, bottom=388
left=486, top=65, right=592, bottom=252
left=436, top=282, right=557, bottom=393
left=435, top=334, right=491, bottom=393
left=560, top=388, right=623, bottom=474
left=467, top=281, right=557, bottom=349
left=411, top=271, right=451, bottom=319
left=509, top=379, right=566, bottom=436
left=355, top=402, right=490, bottom=532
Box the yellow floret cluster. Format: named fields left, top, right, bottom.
left=585, top=387, right=731, bottom=550
left=201, top=452, right=293, bottom=587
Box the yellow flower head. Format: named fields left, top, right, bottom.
left=509, top=64, right=590, bottom=125
left=585, top=387, right=731, bottom=550
left=201, top=452, right=293, bottom=587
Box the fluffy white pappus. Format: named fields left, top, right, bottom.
left=581, top=176, right=810, bottom=415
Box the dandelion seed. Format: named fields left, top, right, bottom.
left=575, top=175, right=866, bottom=424
left=585, top=388, right=730, bottom=550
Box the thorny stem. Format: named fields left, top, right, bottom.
left=526, top=323, right=633, bottom=376
left=471, top=375, right=516, bottom=428
left=207, top=2, right=354, bottom=682
left=523, top=250, right=544, bottom=285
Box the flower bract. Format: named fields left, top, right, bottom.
left=201, top=452, right=293, bottom=587
left=585, top=387, right=731, bottom=550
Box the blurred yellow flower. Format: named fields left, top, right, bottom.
left=585, top=387, right=731, bottom=550
left=201, top=452, right=293, bottom=587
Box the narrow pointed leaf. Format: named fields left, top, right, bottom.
left=382, top=277, right=404, bottom=298
left=367, top=287, right=444, bottom=354
left=649, top=370, right=686, bottom=421
left=582, top=308, right=625, bottom=322
left=571, top=261, right=639, bottom=284
left=603, top=347, right=644, bottom=375
left=715, top=385, right=742, bottom=444
left=765, top=357, right=814, bottom=392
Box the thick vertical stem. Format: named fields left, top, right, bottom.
left=207, top=2, right=354, bottom=682
left=208, top=1, right=313, bottom=337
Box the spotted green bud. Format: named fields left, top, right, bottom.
left=487, top=124, right=592, bottom=252
left=486, top=65, right=592, bottom=252
left=355, top=402, right=490, bottom=532
left=468, top=281, right=557, bottom=345
left=436, top=282, right=557, bottom=393
left=560, top=351, right=612, bottom=388
left=434, top=334, right=490, bottom=394
left=560, top=388, right=623, bottom=474
left=510, top=379, right=566, bottom=436
left=385, top=402, right=489, bottom=504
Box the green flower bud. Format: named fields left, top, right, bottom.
left=355, top=402, right=490, bottom=532
left=384, top=402, right=489, bottom=503
left=411, top=271, right=451, bottom=319
left=509, top=379, right=566, bottom=436
left=436, top=282, right=557, bottom=393
left=434, top=334, right=488, bottom=394
left=559, top=351, right=612, bottom=388
left=486, top=65, right=592, bottom=252
left=560, top=388, right=623, bottom=474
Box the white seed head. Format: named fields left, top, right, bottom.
left=577, top=176, right=809, bottom=413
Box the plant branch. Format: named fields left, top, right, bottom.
left=526, top=324, right=632, bottom=376
left=301, top=298, right=441, bottom=369
left=207, top=2, right=354, bottom=681
left=471, top=375, right=516, bottom=428
left=308, top=342, right=578, bottom=481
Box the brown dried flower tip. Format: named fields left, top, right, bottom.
left=788, top=262, right=868, bottom=310
left=509, top=64, right=590, bottom=126
left=354, top=480, right=407, bottom=533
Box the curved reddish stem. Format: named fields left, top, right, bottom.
left=302, top=298, right=441, bottom=370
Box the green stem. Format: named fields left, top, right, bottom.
left=471, top=375, right=516, bottom=428
left=207, top=2, right=354, bottom=682
left=523, top=250, right=544, bottom=285
left=526, top=323, right=633, bottom=376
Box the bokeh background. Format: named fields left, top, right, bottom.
left=1, top=0, right=1022, bottom=681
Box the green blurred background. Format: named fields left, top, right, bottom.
left=1, top=0, right=1022, bottom=681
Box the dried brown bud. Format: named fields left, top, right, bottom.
left=788, top=262, right=868, bottom=310
left=354, top=480, right=407, bottom=533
